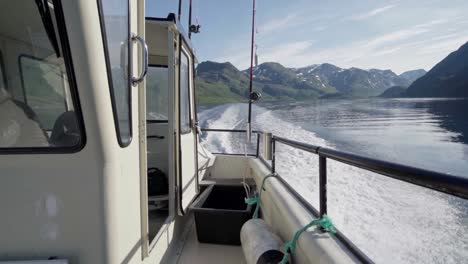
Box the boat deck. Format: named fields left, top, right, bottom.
left=176, top=221, right=246, bottom=264
left=148, top=209, right=168, bottom=242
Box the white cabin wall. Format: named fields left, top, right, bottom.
left=101, top=0, right=145, bottom=262
left=62, top=0, right=146, bottom=263
left=0, top=0, right=150, bottom=263
left=206, top=155, right=252, bottom=180
left=0, top=1, right=198, bottom=264
left=0, top=0, right=108, bottom=262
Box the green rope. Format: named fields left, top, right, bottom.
left=279, top=215, right=336, bottom=264
left=244, top=174, right=276, bottom=219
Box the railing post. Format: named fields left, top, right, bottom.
left=256, top=132, right=260, bottom=158
left=272, top=138, right=276, bottom=174
left=319, top=155, right=327, bottom=216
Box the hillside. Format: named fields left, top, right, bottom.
left=195, top=61, right=426, bottom=104
left=195, top=61, right=249, bottom=104
left=378, top=86, right=407, bottom=98
left=406, top=41, right=468, bottom=97
left=196, top=61, right=329, bottom=104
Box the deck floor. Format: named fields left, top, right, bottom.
left=148, top=209, right=168, bottom=242
left=176, top=222, right=246, bottom=264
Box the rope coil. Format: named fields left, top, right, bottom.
left=245, top=174, right=336, bottom=263
left=244, top=173, right=276, bottom=219
left=279, top=215, right=336, bottom=264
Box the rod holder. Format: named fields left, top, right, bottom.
left=319, top=155, right=327, bottom=216
left=262, top=132, right=273, bottom=161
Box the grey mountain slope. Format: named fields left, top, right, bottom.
left=399, top=69, right=427, bottom=84
left=290, top=64, right=411, bottom=97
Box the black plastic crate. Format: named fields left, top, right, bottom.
left=190, top=184, right=254, bottom=245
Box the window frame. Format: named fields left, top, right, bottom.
left=146, top=64, right=169, bottom=124
left=0, top=51, right=7, bottom=91
left=96, top=0, right=132, bottom=148
left=0, top=0, right=86, bottom=154
left=178, top=39, right=192, bottom=135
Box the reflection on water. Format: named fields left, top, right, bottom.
left=260, top=98, right=468, bottom=176
left=418, top=99, right=468, bottom=144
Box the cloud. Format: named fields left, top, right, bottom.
left=312, top=26, right=327, bottom=32
left=259, top=40, right=314, bottom=63
left=413, top=19, right=447, bottom=28
left=218, top=40, right=313, bottom=70
left=259, top=14, right=298, bottom=35
left=417, top=36, right=468, bottom=55
left=297, top=23, right=433, bottom=65
left=217, top=24, right=430, bottom=71
left=363, top=28, right=430, bottom=49
left=243, top=19, right=458, bottom=73
left=258, top=12, right=333, bottom=36
left=213, top=11, right=465, bottom=73
left=348, top=5, right=396, bottom=21
left=372, top=47, right=402, bottom=57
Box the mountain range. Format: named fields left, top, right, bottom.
left=196, top=41, right=468, bottom=104
left=195, top=61, right=425, bottom=104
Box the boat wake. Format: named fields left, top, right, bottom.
left=198, top=103, right=468, bottom=264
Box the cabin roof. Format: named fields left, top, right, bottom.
left=146, top=16, right=198, bottom=63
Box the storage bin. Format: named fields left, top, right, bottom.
left=190, top=184, right=254, bottom=245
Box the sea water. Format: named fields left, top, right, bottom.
left=198, top=98, right=468, bottom=264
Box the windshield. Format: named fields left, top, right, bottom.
left=0, top=0, right=83, bottom=149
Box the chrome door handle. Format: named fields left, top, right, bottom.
left=131, top=33, right=148, bottom=86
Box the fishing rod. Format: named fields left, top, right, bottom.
left=247, top=0, right=261, bottom=143
left=188, top=0, right=193, bottom=38
left=187, top=0, right=201, bottom=39
left=178, top=0, right=182, bottom=21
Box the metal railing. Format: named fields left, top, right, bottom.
left=271, top=135, right=468, bottom=203
left=200, top=128, right=468, bottom=263
left=200, top=128, right=262, bottom=157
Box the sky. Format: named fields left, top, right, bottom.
left=146, top=0, right=468, bottom=74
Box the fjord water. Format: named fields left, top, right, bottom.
left=198, top=98, right=468, bottom=264
left=261, top=98, right=468, bottom=176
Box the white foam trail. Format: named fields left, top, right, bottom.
left=198, top=103, right=249, bottom=153
left=199, top=103, right=468, bottom=264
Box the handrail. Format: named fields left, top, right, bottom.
left=200, top=128, right=262, bottom=157
left=200, top=127, right=468, bottom=263
left=201, top=128, right=262, bottom=134
left=272, top=135, right=468, bottom=200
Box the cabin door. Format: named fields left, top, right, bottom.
left=177, top=39, right=198, bottom=214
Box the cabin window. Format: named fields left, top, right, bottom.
left=180, top=50, right=191, bottom=134
left=0, top=0, right=84, bottom=150
left=146, top=66, right=169, bottom=122
left=19, top=56, right=68, bottom=130
left=98, top=0, right=131, bottom=147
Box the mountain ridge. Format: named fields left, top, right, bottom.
left=195, top=61, right=426, bottom=104
left=406, top=41, right=468, bottom=97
